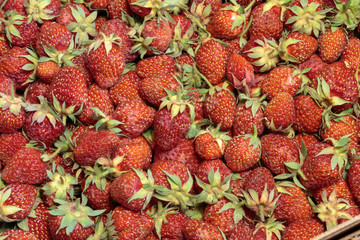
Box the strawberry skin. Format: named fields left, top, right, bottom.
left=226, top=53, right=255, bottom=90
left=136, top=54, right=176, bottom=79
left=281, top=218, right=325, bottom=240
left=0, top=229, right=38, bottom=239
left=232, top=103, right=265, bottom=136
left=348, top=160, right=360, bottom=203
left=183, top=218, right=224, bottom=240
left=109, top=70, right=143, bottom=105
left=318, top=28, right=347, bottom=63
left=0, top=131, right=27, bottom=167
left=341, top=37, right=360, bottom=71
left=293, top=95, right=323, bottom=133
left=25, top=202, right=52, bottom=240
left=281, top=32, right=318, bottom=63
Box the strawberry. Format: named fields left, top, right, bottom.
left=0, top=183, right=37, bottom=222
left=279, top=32, right=318, bottom=63
left=56, top=3, right=90, bottom=27
left=72, top=52, right=94, bottom=86
left=340, top=37, right=360, bottom=71
left=86, top=33, right=125, bottom=89
left=2, top=11, right=40, bottom=48
left=261, top=66, right=302, bottom=100
left=48, top=197, right=104, bottom=240
left=224, top=131, right=261, bottom=173
left=0, top=229, right=38, bottom=239
left=226, top=53, right=255, bottom=90
left=99, top=18, right=138, bottom=62
left=281, top=218, right=325, bottom=240
left=263, top=91, right=296, bottom=131
left=273, top=183, right=313, bottom=224
left=293, top=133, right=321, bottom=150
left=313, top=61, right=359, bottom=112
left=261, top=133, right=300, bottom=175
left=36, top=61, right=61, bottom=84
left=203, top=83, right=236, bottom=131
left=74, top=130, right=121, bottom=166
left=109, top=135, right=152, bottom=172
left=24, top=0, right=61, bottom=23
left=318, top=27, right=347, bottom=63
left=3, top=0, right=27, bottom=13
left=154, top=138, right=202, bottom=175
left=298, top=54, right=328, bottom=83
left=293, top=94, right=323, bottom=133
left=47, top=66, right=88, bottom=113
left=249, top=3, right=284, bottom=40
left=183, top=218, right=224, bottom=240
left=139, top=74, right=180, bottom=108
left=108, top=0, right=133, bottom=19
left=112, top=100, right=155, bottom=138
left=0, top=88, right=26, bottom=134
left=110, top=205, right=155, bottom=239
left=0, top=131, right=27, bottom=167
left=348, top=160, right=360, bottom=204
left=23, top=96, right=65, bottom=147
left=35, top=21, right=72, bottom=57
left=195, top=39, right=227, bottom=86
left=136, top=54, right=176, bottom=78
left=109, top=169, right=154, bottom=211
left=2, top=147, right=48, bottom=185
left=109, top=70, right=143, bottom=105
left=232, top=100, right=265, bottom=136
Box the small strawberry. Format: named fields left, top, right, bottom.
left=281, top=218, right=325, bottom=240
left=340, top=37, right=360, bottom=71
left=183, top=218, right=224, bottom=240
left=318, top=27, right=347, bottom=63
left=24, top=0, right=61, bottom=23
left=0, top=131, right=27, bottom=167
left=298, top=53, right=328, bottom=83
left=293, top=133, right=321, bottom=150
left=136, top=54, right=176, bottom=78
left=36, top=61, right=61, bottom=84
left=109, top=70, right=143, bottom=105
left=226, top=53, right=255, bottom=90
left=108, top=0, right=132, bottom=19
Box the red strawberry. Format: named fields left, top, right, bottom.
left=281, top=218, right=325, bottom=240
left=261, top=133, right=300, bottom=175
left=232, top=102, right=265, bottom=136
left=0, top=131, right=27, bottom=167
left=108, top=0, right=132, bottom=19
left=0, top=89, right=26, bottom=134
left=72, top=52, right=94, bottom=86
left=348, top=160, right=360, bottom=203
left=139, top=20, right=172, bottom=56
left=109, top=70, right=143, bottom=105
left=86, top=33, right=125, bottom=89
left=111, top=205, right=155, bottom=239
left=3, top=0, right=27, bottom=13
left=112, top=100, right=155, bottom=138
left=226, top=53, right=255, bottom=90
left=298, top=54, right=328, bottom=83
left=293, top=94, right=323, bottom=133
left=183, top=218, right=224, bottom=240
left=311, top=178, right=356, bottom=204
left=36, top=61, right=61, bottom=84
left=0, top=229, right=38, bottom=239
left=56, top=3, right=90, bottom=27
left=195, top=39, right=227, bottom=86
left=74, top=130, right=121, bottom=166
left=318, top=28, right=347, bottom=63
left=0, top=183, right=37, bottom=222
left=263, top=92, right=296, bottom=131
left=261, top=66, right=301, bottom=100
left=136, top=54, right=176, bottom=78
left=280, top=32, right=318, bottom=63
left=341, top=37, right=360, bottom=71
left=293, top=133, right=321, bottom=150
left=2, top=148, right=48, bottom=185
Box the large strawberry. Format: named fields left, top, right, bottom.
left=86, top=33, right=125, bottom=89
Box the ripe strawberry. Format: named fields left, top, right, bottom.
left=3, top=0, right=27, bottom=13
left=195, top=39, right=227, bottom=85
left=110, top=205, right=155, bottom=239
left=74, top=130, right=120, bottom=166
left=154, top=138, right=202, bottom=175
left=112, top=100, right=155, bottom=138
left=139, top=20, right=172, bottom=56
left=139, top=74, right=180, bottom=108
left=56, top=3, right=90, bottom=26
left=301, top=142, right=345, bottom=190
left=109, top=169, right=154, bottom=211
left=86, top=33, right=125, bottom=89
left=108, top=0, right=132, bottom=19
left=24, top=82, right=49, bottom=105
left=72, top=52, right=94, bottom=86
left=261, top=134, right=300, bottom=175
left=110, top=135, right=152, bottom=172
left=24, top=0, right=61, bottom=23
left=226, top=53, right=255, bottom=90
left=99, top=18, right=138, bottom=62
left=2, top=11, right=40, bottom=48
left=47, top=66, right=88, bottom=113
left=35, top=21, right=72, bottom=57
left=273, top=183, right=313, bottom=224
left=0, top=183, right=37, bottom=222
left=109, top=70, right=143, bottom=105
left=263, top=92, right=296, bottom=131
left=84, top=0, right=109, bottom=9
left=293, top=133, right=321, bottom=151
left=0, top=89, right=26, bottom=134
left=281, top=218, right=325, bottom=240
left=249, top=3, right=284, bottom=40
left=314, top=61, right=359, bottom=112
left=224, top=132, right=261, bottom=173
left=341, top=37, right=360, bottom=71
left=261, top=66, right=302, bottom=100
left=2, top=148, right=48, bottom=185
left=136, top=54, right=176, bottom=78
left=0, top=229, right=38, bottom=239
left=203, top=83, right=236, bottom=131
left=36, top=61, right=61, bottom=84
left=233, top=102, right=265, bottom=136
left=348, top=160, right=360, bottom=203
left=183, top=218, right=224, bottom=240
left=280, top=32, right=318, bottom=63
left=318, top=28, right=347, bottom=63
left=23, top=97, right=65, bottom=147
left=0, top=131, right=27, bottom=167
left=48, top=197, right=104, bottom=240
left=298, top=54, right=328, bottom=83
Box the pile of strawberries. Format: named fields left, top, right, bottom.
left=1, top=0, right=360, bottom=239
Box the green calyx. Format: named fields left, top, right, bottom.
left=245, top=38, right=280, bottom=72
left=285, top=0, right=329, bottom=37
left=66, top=6, right=97, bottom=46
left=330, top=0, right=360, bottom=30
left=82, top=163, right=115, bottom=192
left=0, top=85, right=25, bottom=115
left=279, top=36, right=302, bottom=63
left=196, top=124, right=232, bottom=154
left=220, top=0, right=254, bottom=31
left=88, top=33, right=122, bottom=55
left=165, top=22, right=196, bottom=58
left=96, top=156, right=127, bottom=179
left=184, top=0, right=212, bottom=28
left=241, top=125, right=261, bottom=150
left=89, top=107, right=123, bottom=136
left=24, top=0, right=55, bottom=24
left=1, top=10, right=25, bottom=43
left=25, top=95, right=61, bottom=128
left=49, top=194, right=105, bottom=236
left=0, top=187, right=24, bottom=222
left=21, top=48, right=40, bottom=85
left=180, top=63, right=206, bottom=89
left=313, top=189, right=352, bottom=230
left=147, top=202, right=179, bottom=239
left=237, top=92, right=267, bottom=118
left=254, top=217, right=285, bottom=240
